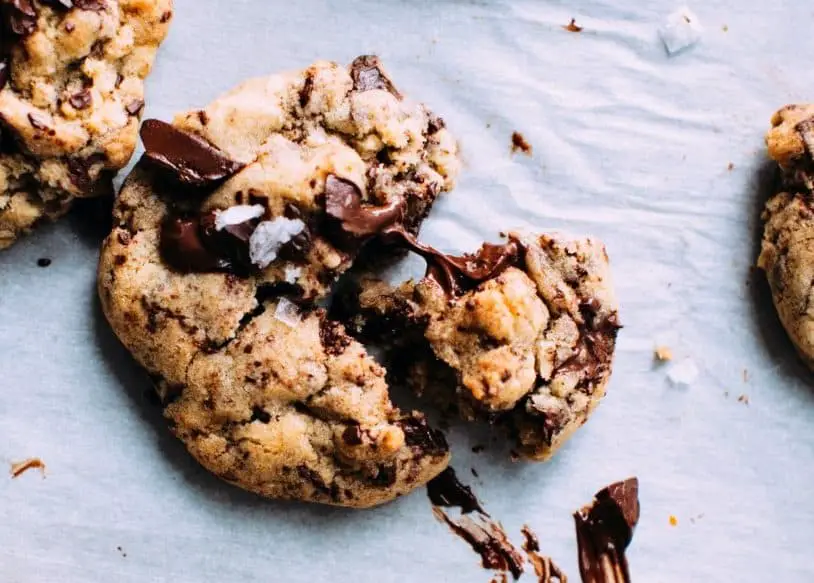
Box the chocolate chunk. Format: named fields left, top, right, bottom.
left=159, top=216, right=228, bottom=273
left=380, top=227, right=521, bottom=296
left=27, top=112, right=49, bottom=131
left=350, top=55, right=402, bottom=99
left=0, top=59, right=8, bottom=90
left=36, top=257, right=51, bottom=267
left=427, top=467, right=485, bottom=515
left=299, top=71, right=314, bottom=107
left=574, top=477, right=640, bottom=583
left=341, top=425, right=363, bottom=446
left=140, top=119, right=244, bottom=187
left=67, top=154, right=108, bottom=193
left=399, top=416, right=448, bottom=455
left=198, top=210, right=256, bottom=274
left=40, top=0, right=72, bottom=8
left=125, top=99, right=144, bottom=116
left=68, top=89, right=92, bottom=110
left=324, top=174, right=404, bottom=237
left=3, top=0, right=38, bottom=36
left=43, top=0, right=107, bottom=10
left=510, top=132, right=532, bottom=156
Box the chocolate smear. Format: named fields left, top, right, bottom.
left=324, top=174, right=404, bottom=237
left=350, top=55, right=402, bottom=99
left=141, top=119, right=244, bottom=187
left=574, top=477, right=640, bottom=583
left=427, top=468, right=525, bottom=580
left=521, top=525, right=568, bottom=583
left=380, top=227, right=521, bottom=296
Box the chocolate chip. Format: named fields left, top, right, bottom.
left=427, top=113, right=446, bottom=134
left=36, top=257, right=51, bottom=267
left=159, top=9, right=171, bottom=22
left=3, top=0, right=38, bottom=36
left=67, top=155, right=107, bottom=193
left=250, top=406, right=271, bottom=424
left=371, top=464, right=397, bottom=487
left=350, top=55, right=402, bottom=99
left=399, top=416, right=448, bottom=455
left=27, top=112, right=49, bottom=131
left=341, top=425, right=363, bottom=446
left=159, top=216, right=228, bottom=273
left=64, top=21, right=74, bottom=32
left=40, top=0, right=72, bottom=8
left=125, top=99, right=144, bottom=116
left=299, top=71, right=314, bottom=107
left=140, top=119, right=244, bottom=187
left=324, top=174, right=404, bottom=237
left=68, top=89, right=92, bottom=110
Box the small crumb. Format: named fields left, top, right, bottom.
left=727, top=162, right=735, bottom=171
left=689, top=513, right=705, bottom=524
left=486, top=122, right=492, bottom=129
left=116, top=546, right=127, bottom=558
left=742, top=369, right=749, bottom=382
left=472, top=445, right=486, bottom=454
left=471, top=467, right=479, bottom=478
left=562, top=18, right=583, bottom=33
left=667, top=358, right=699, bottom=388
left=509, top=450, right=520, bottom=463
left=737, top=394, right=750, bottom=406
left=659, top=7, right=703, bottom=55
left=722, top=24, right=728, bottom=32
left=669, top=515, right=678, bottom=527
left=510, top=132, right=532, bottom=156
left=654, top=346, right=673, bottom=362
left=36, top=258, right=52, bottom=268
left=724, top=391, right=729, bottom=398
left=10, top=458, right=46, bottom=479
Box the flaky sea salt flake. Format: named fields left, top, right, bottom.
left=659, top=7, right=703, bottom=55
left=214, top=204, right=265, bottom=230
left=667, top=358, right=699, bottom=388
left=249, top=217, right=306, bottom=269
left=274, top=298, right=301, bottom=328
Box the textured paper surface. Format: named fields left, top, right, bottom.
left=2, top=1, right=814, bottom=581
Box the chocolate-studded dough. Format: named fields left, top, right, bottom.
left=0, top=0, right=172, bottom=250
left=340, top=231, right=620, bottom=461
left=98, top=56, right=460, bottom=507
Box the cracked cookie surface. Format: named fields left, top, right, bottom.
left=0, top=0, right=172, bottom=250
left=98, top=56, right=458, bottom=507
left=760, top=104, right=814, bottom=368
left=340, top=232, right=620, bottom=461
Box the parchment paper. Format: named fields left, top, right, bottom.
left=2, top=1, right=813, bottom=581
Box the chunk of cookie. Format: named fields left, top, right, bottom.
left=0, top=0, right=172, bottom=250
left=98, top=56, right=458, bottom=507
left=759, top=105, right=814, bottom=368
left=339, top=230, right=620, bottom=461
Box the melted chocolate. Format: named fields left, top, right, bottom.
left=427, top=467, right=485, bottom=515
left=141, top=119, right=244, bottom=187
left=350, top=55, right=402, bottom=99
left=399, top=416, right=449, bottom=456
left=574, top=477, right=640, bottom=583
left=380, top=227, right=521, bottom=296
left=324, top=174, right=404, bottom=237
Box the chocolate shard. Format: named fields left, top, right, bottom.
left=350, top=55, right=402, bottom=99
left=380, top=227, right=521, bottom=296
left=3, top=0, right=38, bottom=36
left=399, top=415, right=449, bottom=456
left=427, top=467, right=485, bottom=515
left=140, top=119, right=244, bottom=187
left=324, top=174, right=404, bottom=237
left=573, top=477, right=640, bottom=583
left=159, top=216, right=228, bottom=273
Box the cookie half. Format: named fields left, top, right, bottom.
left=339, top=230, right=620, bottom=461
left=98, top=56, right=458, bottom=507
left=0, top=0, right=173, bottom=250
left=759, top=105, right=814, bottom=367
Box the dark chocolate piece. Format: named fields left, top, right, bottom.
left=3, top=0, right=37, bottom=36
left=125, top=98, right=144, bottom=115
left=380, top=227, right=521, bottom=296
left=324, top=174, right=404, bottom=237
left=0, top=59, right=9, bottom=90
left=399, top=416, right=448, bottom=455
left=140, top=119, right=244, bottom=187
left=574, top=477, right=640, bottom=583
left=350, top=55, right=402, bottom=99
left=68, top=89, right=92, bottom=110
left=159, top=216, right=228, bottom=273
left=427, top=467, right=485, bottom=515
left=36, top=257, right=51, bottom=267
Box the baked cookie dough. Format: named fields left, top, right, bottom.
left=339, top=229, right=620, bottom=461
left=98, top=56, right=459, bottom=507
left=759, top=105, right=814, bottom=367
left=0, top=0, right=172, bottom=250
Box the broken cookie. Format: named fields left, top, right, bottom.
left=98, top=56, right=459, bottom=507
left=0, top=0, right=173, bottom=249
left=339, top=230, right=620, bottom=461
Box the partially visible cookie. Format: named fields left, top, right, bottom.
left=0, top=0, right=172, bottom=250
left=98, top=56, right=458, bottom=507
left=759, top=105, right=814, bottom=368
left=339, top=230, right=620, bottom=461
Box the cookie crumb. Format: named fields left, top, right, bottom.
left=509, top=450, right=520, bottom=462
left=562, top=18, right=583, bottom=33
left=742, top=368, right=749, bottom=382
left=722, top=24, right=728, bottom=32
left=737, top=394, right=750, bottom=406
left=727, top=162, right=735, bottom=171
left=471, top=467, right=479, bottom=478
left=510, top=132, right=532, bottom=156
left=654, top=345, right=673, bottom=362
left=36, top=258, right=52, bottom=268
left=669, top=515, right=678, bottom=527
left=690, top=513, right=705, bottom=524
left=472, top=444, right=486, bottom=454
left=116, top=546, right=127, bottom=558
left=10, top=458, right=46, bottom=479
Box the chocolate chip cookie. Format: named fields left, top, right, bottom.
left=0, top=0, right=172, bottom=250
left=759, top=105, right=814, bottom=368
left=339, top=230, right=620, bottom=460
left=98, top=56, right=458, bottom=507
